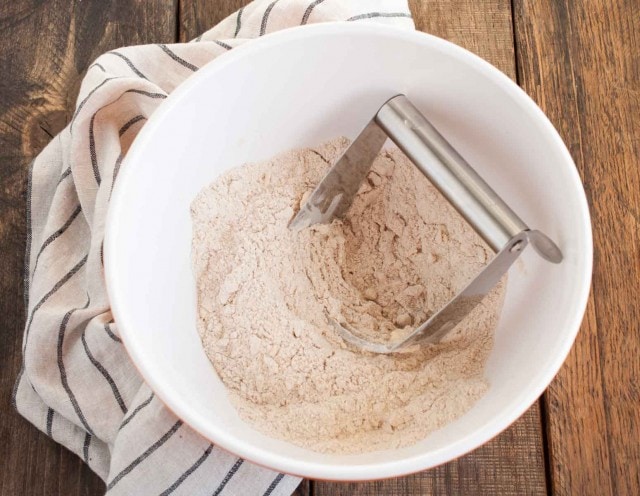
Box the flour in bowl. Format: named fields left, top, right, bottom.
left=191, top=138, right=505, bottom=454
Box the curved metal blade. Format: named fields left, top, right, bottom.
left=288, top=118, right=388, bottom=230
left=336, top=232, right=529, bottom=354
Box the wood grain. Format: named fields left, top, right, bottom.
left=292, top=479, right=311, bottom=496
left=409, top=0, right=516, bottom=76
left=179, top=1, right=547, bottom=494
left=180, top=0, right=243, bottom=42
left=0, top=1, right=177, bottom=495
left=313, top=408, right=546, bottom=496
left=514, top=0, right=640, bottom=494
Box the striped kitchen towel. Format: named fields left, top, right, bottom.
left=13, top=1, right=414, bottom=495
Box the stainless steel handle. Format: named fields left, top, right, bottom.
left=375, top=95, right=528, bottom=252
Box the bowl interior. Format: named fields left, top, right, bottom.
left=105, top=24, right=592, bottom=480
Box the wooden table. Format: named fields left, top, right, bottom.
left=0, top=1, right=637, bottom=494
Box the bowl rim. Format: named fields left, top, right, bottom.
left=105, top=22, right=593, bottom=480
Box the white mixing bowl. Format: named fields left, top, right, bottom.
left=105, top=23, right=592, bottom=480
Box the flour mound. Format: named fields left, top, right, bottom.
left=191, top=138, right=504, bottom=454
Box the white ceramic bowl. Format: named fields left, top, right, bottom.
left=105, top=23, right=592, bottom=480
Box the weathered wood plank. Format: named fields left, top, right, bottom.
left=292, top=479, right=311, bottom=496
left=0, top=1, right=177, bottom=495
left=180, top=1, right=547, bottom=495
left=314, top=408, right=546, bottom=496
left=180, top=0, right=244, bottom=42
left=410, top=0, right=516, bottom=76
left=513, top=0, right=640, bottom=494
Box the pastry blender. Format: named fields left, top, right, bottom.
left=289, top=95, right=562, bottom=353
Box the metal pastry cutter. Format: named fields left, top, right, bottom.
left=289, top=95, right=562, bottom=353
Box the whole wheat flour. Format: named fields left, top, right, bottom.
left=191, top=138, right=505, bottom=454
